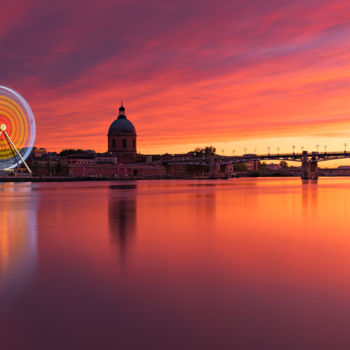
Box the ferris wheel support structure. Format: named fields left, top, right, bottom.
left=0, top=124, right=32, bottom=174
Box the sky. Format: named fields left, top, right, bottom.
left=2, top=0, right=350, bottom=156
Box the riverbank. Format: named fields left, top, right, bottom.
left=1, top=173, right=349, bottom=182
left=0, top=176, right=146, bottom=182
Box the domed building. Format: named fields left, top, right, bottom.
left=108, top=103, right=137, bottom=163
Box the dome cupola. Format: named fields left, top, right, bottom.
left=118, top=103, right=126, bottom=117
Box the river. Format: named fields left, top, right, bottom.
left=1, top=178, right=350, bottom=349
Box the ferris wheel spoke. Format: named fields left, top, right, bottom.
left=2, top=131, right=21, bottom=169
left=3, top=131, right=32, bottom=174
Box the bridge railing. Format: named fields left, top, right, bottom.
left=165, top=151, right=350, bottom=165
left=221, top=151, right=350, bottom=159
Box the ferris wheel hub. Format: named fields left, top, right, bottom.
left=0, top=124, right=7, bottom=131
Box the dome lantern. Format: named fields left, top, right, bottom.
left=119, top=102, right=125, bottom=118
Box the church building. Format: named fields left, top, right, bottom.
left=107, top=103, right=137, bottom=163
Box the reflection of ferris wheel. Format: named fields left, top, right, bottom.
left=0, top=86, right=36, bottom=173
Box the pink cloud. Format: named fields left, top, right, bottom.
left=2, top=0, right=350, bottom=152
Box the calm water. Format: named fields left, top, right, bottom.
left=1, top=178, right=350, bottom=349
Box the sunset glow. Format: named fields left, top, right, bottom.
left=3, top=0, right=350, bottom=154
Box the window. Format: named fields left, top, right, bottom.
left=112, top=139, right=116, bottom=149
left=133, top=139, right=136, bottom=148
left=123, top=139, right=127, bottom=148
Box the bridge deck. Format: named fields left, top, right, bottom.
left=166, top=151, right=350, bottom=165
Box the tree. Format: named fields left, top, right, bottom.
left=193, top=146, right=216, bottom=157
left=258, top=161, right=267, bottom=170
left=204, top=146, right=216, bottom=156
left=59, top=149, right=85, bottom=157
left=280, top=161, right=288, bottom=168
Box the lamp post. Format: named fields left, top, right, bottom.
left=254, top=148, right=257, bottom=155
left=292, top=145, right=295, bottom=154
left=244, top=147, right=247, bottom=155
left=324, top=145, right=327, bottom=153
left=316, top=144, right=320, bottom=153
left=344, top=143, right=347, bottom=153
left=267, top=146, right=270, bottom=155
left=277, top=147, right=280, bottom=155
left=301, top=146, right=304, bottom=152
left=232, top=150, right=235, bottom=156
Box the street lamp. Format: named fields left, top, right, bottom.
left=292, top=145, right=295, bottom=154
left=232, top=150, right=235, bottom=156
left=244, top=147, right=247, bottom=154
left=316, top=144, right=320, bottom=153
left=254, top=148, right=257, bottom=155
left=344, top=143, right=347, bottom=153
left=277, top=147, right=280, bottom=155
left=301, top=146, right=304, bottom=152
left=267, top=146, right=270, bottom=155
left=324, top=145, right=327, bottom=153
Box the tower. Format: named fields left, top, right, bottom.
left=107, top=103, right=137, bottom=163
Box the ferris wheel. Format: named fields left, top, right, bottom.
left=0, top=86, right=36, bottom=173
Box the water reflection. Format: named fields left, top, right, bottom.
left=108, top=184, right=137, bottom=266
left=4, top=179, right=350, bottom=349
left=195, top=192, right=216, bottom=226
left=302, top=180, right=318, bottom=219
left=0, top=183, right=38, bottom=299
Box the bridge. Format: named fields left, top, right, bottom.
left=166, top=151, right=350, bottom=180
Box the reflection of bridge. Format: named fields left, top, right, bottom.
left=167, top=151, right=350, bottom=180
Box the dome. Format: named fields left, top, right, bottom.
left=108, top=104, right=136, bottom=136
left=108, top=118, right=136, bottom=135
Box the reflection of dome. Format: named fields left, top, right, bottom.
left=108, top=104, right=136, bottom=136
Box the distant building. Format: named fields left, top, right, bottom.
left=60, top=151, right=95, bottom=166
left=107, top=103, right=137, bottom=163
left=32, top=147, right=47, bottom=158
left=266, top=163, right=281, bottom=171
left=28, top=102, right=254, bottom=179
left=246, top=160, right=258, bottom=170
left=47, top=152, right=59, bottom=160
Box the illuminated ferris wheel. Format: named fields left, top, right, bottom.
left=0, top=86, right=36, bottom=173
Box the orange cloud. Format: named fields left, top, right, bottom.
left=2, top=0, right=350, bottom=154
